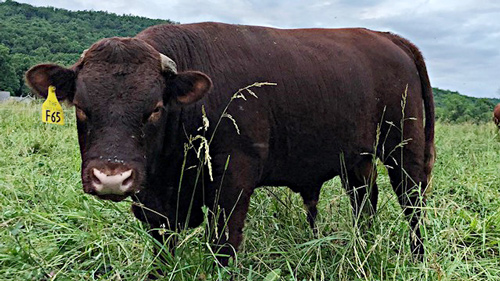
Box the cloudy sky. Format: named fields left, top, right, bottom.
left=18, top=0, right=500, bottom=98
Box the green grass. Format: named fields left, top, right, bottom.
left=1, top=101, right=500, bottom=280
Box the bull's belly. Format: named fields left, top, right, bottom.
left=260, top=146, right=371, bottom=188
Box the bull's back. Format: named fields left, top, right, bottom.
left=138, top=22, right=425, bottom=185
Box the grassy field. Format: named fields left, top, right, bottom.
left=1, top=101, right=500, bottom=280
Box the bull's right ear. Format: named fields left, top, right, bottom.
left=25, top=64, right=76, bottom=102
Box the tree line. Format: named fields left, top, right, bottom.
left=0, top=0, right=171, bottom=96
left=434, top=88, right=499, bottom=123
left=1, top=0, right=498, bottom=123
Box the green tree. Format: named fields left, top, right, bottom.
left=11, top=53, right=35, bottom=96
left=0, top=44, right=17, bottom=93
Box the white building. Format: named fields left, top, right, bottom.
left=0, top=91, right=10, bottom=102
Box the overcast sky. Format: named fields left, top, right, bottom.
left=17, top=0, right=500, bottom=98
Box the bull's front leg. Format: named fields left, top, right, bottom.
left=209, top=153, right=258, bottom=266
left=210, top=188, right=253, bottom=266
left=130, top=191, right=180, bottom=276
left=130, top=209, right=177, bottom=279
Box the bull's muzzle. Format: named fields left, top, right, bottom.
left=84, top=163, right=139, bottom=201
left=92, top=168, right=134, bottom=195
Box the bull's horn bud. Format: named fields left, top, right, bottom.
left=81, top=49, right=88, bottom=58
left=160, top=53, right=177, bottom=74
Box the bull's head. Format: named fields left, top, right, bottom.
left=25, top=37, right=212, bottom=202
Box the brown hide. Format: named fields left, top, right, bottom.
left=26, top=22, right=435, bottom=266
left=494, top=103, right=500, bottom=127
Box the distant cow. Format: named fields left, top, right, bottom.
left=26, top=22, right=435, bottom=266
left=494, top=104, right=500, bottom=127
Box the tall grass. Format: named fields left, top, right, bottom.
left=1, top=101, right=500, bottom=280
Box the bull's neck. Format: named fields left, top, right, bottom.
left=166, top=103, right=206, bottom=148
left=161, top=102, right=209, bottom=174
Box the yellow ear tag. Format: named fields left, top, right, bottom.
left=41, top=86, right=64, bottom=125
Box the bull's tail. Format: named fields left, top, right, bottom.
left=410, top=42, right=435, bottom=180
left=383, top=33, right=436, bottom=182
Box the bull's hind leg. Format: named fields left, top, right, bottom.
left=384, top=148, right=427, bottom=260
left=342, top=157, right=379, bottom=227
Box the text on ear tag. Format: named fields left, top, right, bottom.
left=41, top=86, right=65, bottom=125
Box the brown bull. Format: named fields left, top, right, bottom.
left=26, top=22, right=435, bottom=267
left=494, top=103, right=500, bottom=127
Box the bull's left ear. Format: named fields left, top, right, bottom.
left=166, top=71, right=212, bottom=105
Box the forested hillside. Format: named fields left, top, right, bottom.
left=1, top=1, right=498, bottom=123
left=0, top=0, right=172, bottom=96
left=434, top=88, right=499, bottom=123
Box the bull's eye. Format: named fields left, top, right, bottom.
left=148, top=104, right=164, bottom=123
left=75, top=107, right=88, bottom=121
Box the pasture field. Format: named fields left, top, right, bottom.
left=1, top=100, right=500, bottom=280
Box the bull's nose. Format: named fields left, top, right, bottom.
left=92, top=168, right=134, bottom=195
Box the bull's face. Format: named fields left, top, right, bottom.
left=25, top=38, right=211, bottom=202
